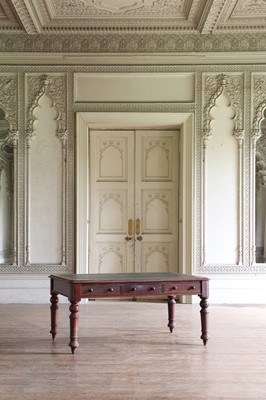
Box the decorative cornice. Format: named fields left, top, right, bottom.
left=0, top=32, right=266, bottom=54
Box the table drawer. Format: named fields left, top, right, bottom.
left=164, top=281, right=201, bottom=295
left=122, top=283, right=163, bottom=296
left=81, top=283, right=121, bottom=297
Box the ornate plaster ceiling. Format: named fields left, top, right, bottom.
left=0, top=0, right=266, bottom=63
left=0, top=0, right=266, bottom=34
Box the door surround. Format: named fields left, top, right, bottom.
left=76, top=112, right=194, bottom=276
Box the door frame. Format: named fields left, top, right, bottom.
left=76, top=112, right=194, bottom=277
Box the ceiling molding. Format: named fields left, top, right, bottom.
left=197, top=0, right=227, bottom=34
left=1, top=0, right=266, bottom=35
left=10, top=0, right=39, bottom=33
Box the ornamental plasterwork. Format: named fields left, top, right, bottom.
left=0, top=75, right=17, bottom=130
left=81, top=0, right=158, bottom=14
left=252, top=75, right=266, bottom=138
left=232, top=0, right=266, bottom=16
left=1, top=32, right=266, bottom=53
left=198, top=0, right=227, bottom=34
left=217, top=0, right=266, bottom=31
left=25, top=73, right=68, bottom=267
left=203, top=73, right=243, bottom=138
left=0, top=0, right=23, bottom=32
left=26, top=74, right=66, bottom=140
left=10, top=0, right=39, bottom=34
left=28, top=0, right=188, bottom=24
left=201, top=72, right=244, bottom=269
left=1, top=0, right=266, bottom=33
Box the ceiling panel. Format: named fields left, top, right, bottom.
left=0, top=0, right=265, bottom=34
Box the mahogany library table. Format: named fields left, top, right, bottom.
left=49, top=272, right=209, bottom=354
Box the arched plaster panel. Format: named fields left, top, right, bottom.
left=251, top=74, right=266, bottom=267
left=205, top=92, right=237, bottom=264
left=25, top=74, right=67, bottom=266
left=29, top=94, right=62, bottom=264
left=202, top=74, right=244, bottom=269
left=0, top=75, right=18, bottom=266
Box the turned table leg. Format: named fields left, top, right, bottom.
left=167, top=295, right=176, bottom=333
left=199, top=295, right=209, bottom=345
left=50, top=291, right=59, bottom=340
left=69, top=301, right=80, bottom=354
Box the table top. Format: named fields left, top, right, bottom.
left=50, top=272, right=209, bottom=283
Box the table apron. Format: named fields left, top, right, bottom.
left=65, top=280, right=202, bottom=300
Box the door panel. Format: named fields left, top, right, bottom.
left=89, top=131, right=134, bottom=273
left=135, top=130, right=178, bottom=273
left=89, top=129, right=179, bottom=274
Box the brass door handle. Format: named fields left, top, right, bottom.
left=136, top=235, right=143, bottom=241
left=125, top=236, right=132, bottom=241
left=128, top=219, right=133, bottom=236
left=136, top=218, right=140, bottom=236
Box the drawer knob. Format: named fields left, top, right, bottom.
left=189, top=286, right=196, bottom=290
left=88, top=288, right=94, bottom=293
left=172, top=286, right=178, bottom=290
left=109, top=287, right=114, bottom=292
left=150, top=287, right=156, bottom=291
left=131, top=287, right=137, bottom=291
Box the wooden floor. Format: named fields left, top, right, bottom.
left=1, top=301, right=266, bottom=400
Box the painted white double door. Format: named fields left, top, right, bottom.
left=89, top=129, right=179, bottom=274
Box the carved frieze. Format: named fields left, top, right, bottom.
left=0, top=32, right=266, bottom=53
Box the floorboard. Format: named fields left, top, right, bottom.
left=0, top=301, right=266, bottom=400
